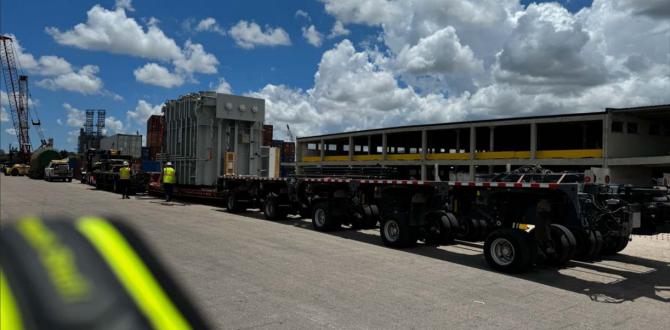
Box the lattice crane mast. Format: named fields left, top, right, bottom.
left=1, top=35, right=32, bottom=161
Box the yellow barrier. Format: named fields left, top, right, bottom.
left=475, top=151, right=531, bottom=160
left=352, top=154, right=383, bottom=161
left=536, top=149, right=602, bottom=159
left=302, top=156, right=321, bottom=162
left=426, top=153, right=470, bottom=160
left=386, top=154, right=422, bottom=161
left=323, top=155, right=349, bottom=161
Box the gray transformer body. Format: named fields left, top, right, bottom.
left=163, top=92, right=265, bottom=186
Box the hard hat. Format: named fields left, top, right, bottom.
left=166, top=162, right=173, bottom=166
left=123, top=161, right=129, bottom=166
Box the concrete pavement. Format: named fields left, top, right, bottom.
left=1, top=175, right=669, bottom=329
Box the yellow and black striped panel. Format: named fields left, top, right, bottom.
left=0, top=217, right=209, bottom=330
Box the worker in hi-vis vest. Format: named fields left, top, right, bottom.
left=162, top=162, right=176, bottom=202
left=119, top=161, right=131, bottom=199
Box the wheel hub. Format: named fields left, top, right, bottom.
left=384, top=220, right=400, bottom=242
left=491, top=238, right=515, bottom=266
left=314, top=209, right=326, bottom=227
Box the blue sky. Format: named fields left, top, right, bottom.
left=2, top=0, right=668, bottom=151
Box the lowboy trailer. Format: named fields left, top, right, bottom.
left=149, top=173, right=641, bottom=273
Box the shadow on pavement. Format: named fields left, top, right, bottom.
left=230, top=208, right=670, bottom=305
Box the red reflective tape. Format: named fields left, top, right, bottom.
left=514, top=183, right=523, bottom=188
left=530, top=183, right=540, bottom=188
left=498, top=182, right=507, bottom=188
left=548, top=183, right=559, bottom=189
left=483, top=182, right=491, bottom=187
left=468, top=182, right=476, bottom=187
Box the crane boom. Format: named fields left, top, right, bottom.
left=1, top=35, right=32, bottom=160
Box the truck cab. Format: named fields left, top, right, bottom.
left=44, top=159, right=73, bottom=182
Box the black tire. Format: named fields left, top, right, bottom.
left=574, top=229, right=604, bottom=260
left=11, top=169, right=18, bottom=176
left=601, top=234, right=630, bottom=255
left=380, top=217, right=416, bottom=248
left=545, top=224, right=577, bottom=266
left=263, top=196, right=287, bottom=220
left=484, top=228, right=535, bottom=273
left=312, top=203, right=338, bottom=232
left=354, top=205, right=379, bottom=229
left=68, top=178, right=72, bottom=182
left=226, top=194, right=243, bottom=213
left=434, top=212, right=461, bottom=244
left=113, top=180, right=119, bottom=193
left=459, top=218, right=482, bottom=241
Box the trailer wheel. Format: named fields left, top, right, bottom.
left=11, top=169, right=18, bottom=176
left=459, top=218, right=482, bottom=241
left=263, top=197, right=287, bottom=220
left=575, top=229, right=603, bottom=260
left=380, top=217, right=416, bottom=248
left=484, top=229, right=535, bottom=273
left=227, top=195, right=243, bottom=213
left=113, top=180, right=119, bottom=193
left=545, top=224, right=577, bottom=266
left=601, top=234, right=630, bottom=255
left=437, top=213, right=458, bottom=244
left=355, top=205, right=380, bottom=229
left=68, top=178, right=72, bottom=182
left=312, top=203, right=337, bottom=231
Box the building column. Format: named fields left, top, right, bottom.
left=530, top=122, right=537, bottom=161
left=421, top=164, right=427, bottom=181
left=320, top=139, right=325, bottom=161
left=348, top=136, right=354, bottom=161
left=469, top=126, right=476, bottom=180
left=602, top=117, right=609, bottom=168
left=421, top=130, right=427, bottom=160
left=489, top=126, right=495, bottom=174
left=382, top=133, right=388, bottom=161
left=456, top=129, right=461, bottom=152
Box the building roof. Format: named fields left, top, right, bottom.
left=297, top=104, right=670, bottom=141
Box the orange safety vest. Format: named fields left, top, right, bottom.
left=163, top=167, right=176, bottom=184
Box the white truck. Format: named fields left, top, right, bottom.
left=44, top=159, right=73, bottom=182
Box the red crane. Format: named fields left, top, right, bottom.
left=1, top=35, right=40, bottom=162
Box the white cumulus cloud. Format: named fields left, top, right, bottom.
left=37, top=65, right=103, bottom=94
left=229, top=20, right=291, bottom=49
left=302, top=25, right=324, bottom=47
left=45, top=3, right=218, bottom=87
left=212, top=78, right=232, bottom=94
left=63, top=103, right=85, bottom=127
left=328, top=21, right=350, bottom=39
left=127, top=99, right=163, bottom=124
left=134, top=63, right=184, bottom=88
left=195, top=17, right=226, bottom=35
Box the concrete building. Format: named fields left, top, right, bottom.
left=100, top=134, right=143, bottom=159
left=296, top=105, right=670, bottom=184
left=161, top=92, right=265, bottom=185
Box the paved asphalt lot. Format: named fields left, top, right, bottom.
left=1, top=175, right=669, bottom=329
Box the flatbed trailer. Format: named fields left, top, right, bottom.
left=204, top=175, right=640, bottom=273
left=143, top=172, right=643, bottom=273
